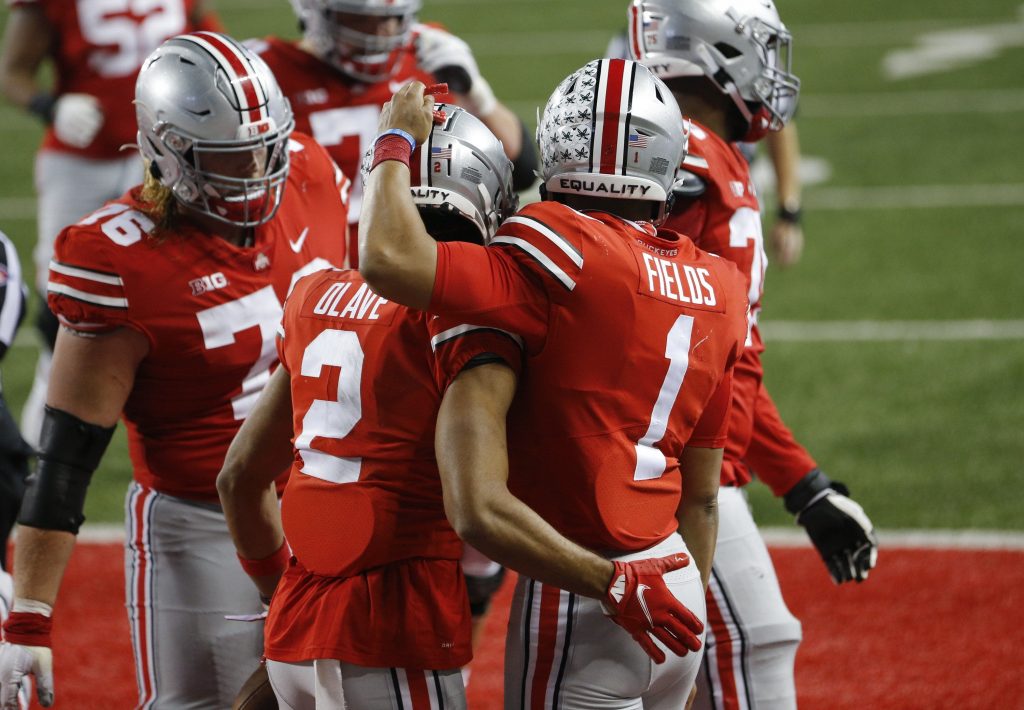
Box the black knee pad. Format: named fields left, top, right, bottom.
left=465, top=565, right=506, bottom=617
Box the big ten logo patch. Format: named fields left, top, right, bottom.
left=190, top=272, right=229, bottom=296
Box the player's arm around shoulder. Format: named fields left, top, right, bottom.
left=434, top=360, right=614, bottom=599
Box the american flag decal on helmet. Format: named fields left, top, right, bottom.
left=629, top=133, right=649, bottom=148
left=589, top=59, right=639, bottom=177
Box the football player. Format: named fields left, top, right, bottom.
left=246, top=0, right=538, bottom=267
left=629, top=1, right=879, bottom=707
left=0, top=0, right=222, bottom=450
left=359, top=61, right=751, bottom=707
left=605, top=26, right=807, bottom=268
left=216, top=104, right=523, bottom=708
left=0, top=33, right=348, bottom=709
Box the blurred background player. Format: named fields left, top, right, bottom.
left=217, top=104, right=521, bottom=708
left=359, top=64, right=748, bottom=708
left=0, top=0, right=222, bottom=448
left=0, top=230, right=31, bottom=710
left=247, top=0, right=538, bottom=266
left=0, top=32, right=348, bottom=709
left=605, top=26, right=805, bottom=268
left=630, top=0, right=878, bottom=707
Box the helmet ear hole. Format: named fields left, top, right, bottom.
left=713, top=42, right=742, bottom=59
left=149, top=161, right=163, bottom=180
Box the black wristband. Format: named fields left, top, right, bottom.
left=783, top=468, right=831, bottom=515
left=777, top=203, right=802, bottom=224
left=28, top=93, right=56, bottom=124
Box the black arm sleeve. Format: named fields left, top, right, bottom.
left=511, top=117, right=539, bottom=192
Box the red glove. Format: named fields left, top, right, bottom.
left=603, top=553, right=704, bottom=663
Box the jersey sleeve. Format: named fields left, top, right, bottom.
left=46, top=224, right=139, bottom=337
left=687, top=369, right=733, bottom=448
left=430, top=201, right=589, bottom=353
left=427, top=316, right=525, bottom=393
left=430, top=241, right=547, bottom=354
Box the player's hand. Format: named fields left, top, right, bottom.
left=602, top=554, right=703, bottom=664
left=768, top=219, right=803, bottom=267
left=784, top=470, right=878, bottom=584
left=414, top=25, right=497, bottom=116
left=1, top=610, right=55, bottom=708
left=0, top=641, right=53, bottom=709
left=379, top=82, right=435, bottom=145
left=53, top=93, right=104, bottom=149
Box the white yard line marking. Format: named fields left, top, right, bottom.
left=805, top=183, right=1024, bottom=210
left=762, top=528, right=1024, bottom=550
left=799, top=89, right=1024, bottom=118
left=761, top=320, right=1024, bottom=342
left=64, top=523, right=1024, bottom=549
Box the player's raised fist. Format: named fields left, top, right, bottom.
left=379, top=82, right=435, bottom=145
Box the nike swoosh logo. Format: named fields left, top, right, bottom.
left=288, top=227, right=309, bottom=253
left=636, top=584, right=654, bottom=627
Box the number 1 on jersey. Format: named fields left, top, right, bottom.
left=634, top=314, right=695, bottom=481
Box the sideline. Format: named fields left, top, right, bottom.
left=67, top=524, right=1024, bottom=550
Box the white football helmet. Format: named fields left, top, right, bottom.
left=135, top=32, right=295, bottom=228
left=537, top=58, right=687, bottom=223
left=293, top=0, right=421, bottom=82
left=361, top=105, right=517, bottom=243
left=628, top=0, right=800, bottom=140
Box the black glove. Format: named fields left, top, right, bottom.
left=784, top=469, right=878, bottom=584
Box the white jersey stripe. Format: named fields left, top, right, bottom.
left=47, top=282, right=129, bottom=308
left=503, top=215, right=583, bottom=268
left=49, top=260, right=125, bottom=286
left=683, top=154, right=710, bottom=170
left=490, top=236, right=576, bottom=291
left=430, top=323, right=524, bottom=352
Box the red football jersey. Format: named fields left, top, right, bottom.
left=9, top=0, right=221, bottom=159
left=430, top=201, right=748, bottom=552
left=666, top=121, right=815, bottom=492
left=264, top=268, right=521, bottom=668
left=665, top=120, right=765, bottom=346
left=248, top=32, right=447, bottom=263
left=46, top=132, right=348, bottom=500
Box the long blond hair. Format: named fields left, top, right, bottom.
left=138, top=161, right=180, bottom=235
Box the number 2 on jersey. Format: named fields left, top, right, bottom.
left=293, top=329, right=364, bottom=484
left=634, top=314, right=695, bottom=481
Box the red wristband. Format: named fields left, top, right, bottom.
left=237, top=540, right=290, bottom=578
left=371, top=134, right=414, bottom=171
left=2, top=611, right=53, bottom=647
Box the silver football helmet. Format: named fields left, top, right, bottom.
left=628, top=0, right=800, bottom=140
left=293, top=0, right=421, bottom=82
left=135, top=32, right=295, bottom=227
left=361, top=105, right=517, bottom=243
left=537, top=58, right=687, bottom=223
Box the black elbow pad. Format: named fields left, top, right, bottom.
left=17, top=406, right=115, bottom=534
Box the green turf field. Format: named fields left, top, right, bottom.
left=0, top=0, right=1021, bottom=529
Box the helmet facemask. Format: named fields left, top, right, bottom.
left=629, top=0, right=800, bottom=141
left=301, top=0, right=421, bottom=81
